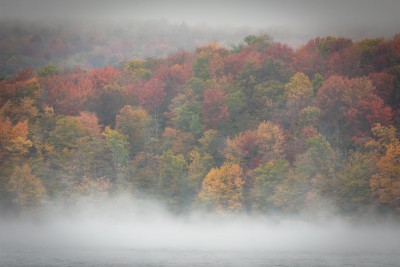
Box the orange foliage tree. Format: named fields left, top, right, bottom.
left=199, top=163, right=244, bottom=212
left=368, top=124, right=400, bottom=212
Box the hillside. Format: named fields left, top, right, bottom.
left=1, top=33, right=400, bottom=217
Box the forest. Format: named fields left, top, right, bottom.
left=1, top=26, right=400, bottom=219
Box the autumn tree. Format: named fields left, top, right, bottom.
left=316, top=76, right=392, bottom=148
left=0, top=97, right=39, bottom=124
left=104, top=127, right=130, bottom=192
left=368, top=124, right=400, bottom=212
left=116, top=105, right=151, bottom=157
left=293, top=39, right=324, bottom=77
left=250, top=80, right=286, bottom=121
left=335, top=151, right=375, bottom=213
left=368, top=72, right=396, bottom=106
left=86, top=83, right=129, bottom=127
left=199, top=163, right=244, bottom=212
left=0, top=119, right=32, bottom=163
left=166, top=89, right=203, bottom=137
left=130, top=152, right=159, bottom=197
left=44, top=69, right=93, bottom=115
left=161, top=127, right=196, bottom=159
left=6, top=164, right=46, bottom=212
left=272, top=171, right=309, bottom=213
left=130, top=77, right=166, bottom=113
left=188, top=148, right=214, bottom=193
left=225, top=121, right=285, bottom=170
left=326, top=46, right=361, bottom=77
left=251, top=159, right=290, bottom=212
left=0, top=119, right=32, bottom=208
left=158, top=150, right=191, bottom=211
left=202, top=86, right=229, bottom=130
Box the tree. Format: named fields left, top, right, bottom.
left=272, top=170, right=309, bottom=213
left=161, top=127, right=196, bottom=159
left=292, top=133, right=338, bottom=212
left=0, top=118, right=33, bottom=208
left=199, top=163, right=244, bottom=212
left=37, top=64, right=60, bottom=77
left=284, top=72, right=313, bottom=103
left=198, top=129, right=225, bottom=166
left=0, top=119, right=32, bottom=163
left=202, top=86, right=229, bottom=130
left=116, top=105, right=151, bottom=157
left=166, top=89, right=203, bottom=137
left=251, top=80, right=286, bottom=121
left=316, top=76, right=392, bottom=148
left=293, top=39, right=324, bottom=77
left=131, top=77, right=165, bottom=113
left=368, top=72, right=396, bottom=106
left=251, top=159, right=290, bottom=212
left=225, top=121, right=285, bottom=170
left=282, top=73, right=313, bottom=131
left=298, top=106, right=321, bottom=129
left=44, top=69, right=93, bottom=115
left=188, top=148, right=214, bottom=192
left=86, top=83, right=129, bottom=127
left=244, top=34, right=272, bottom=50
left=6, top=164, right=46, bottom=211
left=368, top=124, right=400, bottom=212
left=0, top=97, right=39, bottom=124
left=130, top=152, right=159, bottom=197
left=326, top=46, right=361, bottom=77
left=159, top=150, right=191, bottom=211
left=335, top=151, right=375, bottom=213
left=104, top=127, right=130, bottom=192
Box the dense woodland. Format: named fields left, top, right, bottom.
left=0, top=20, right=250, bottom=78
left=1, top=28, right=400, bottom=218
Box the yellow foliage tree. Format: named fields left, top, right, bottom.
left=199, top=163, right=244, bottom=212
left=284, top=72, right=313, bottom=101
left=0, top=119, right=32, bottom=162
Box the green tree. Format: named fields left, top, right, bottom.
left=159, top=150, right=191, bottom=211
left=335, top=151, right=375, bottom=213
left=130, top=152, right=159, bottom=197
left=116, top=105, right=151, bottom=157
left=104, top=127, right=130, bottom=192
left=251, top=159, right=290, bottom=212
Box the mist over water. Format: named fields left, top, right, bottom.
left=1, top=197, right=400, bottom=266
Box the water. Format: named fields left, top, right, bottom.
left=1, top=199, right=399, bottom=266
left=1, top=245, right=400, bottom=266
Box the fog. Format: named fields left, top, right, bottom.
left=1, top=0, right=400, bottom=42
left=1, top=197, right=399, bottom=252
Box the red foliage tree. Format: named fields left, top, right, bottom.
left=316, top=76, right=393, bottom=143
left=88, top=66, right=122, bottom=90
left=44, top=69, right=94, bottom=115
left=326, top=46, right=361, bottom=77
left=368, top=72, right=395, bottom=106
left=293, top=39, right=324, bottom=77
left=202, top=86, right=229, bottom=130
left=129, top=77, right=165, bottom=113
left=262, top=42, right=294, bottom=64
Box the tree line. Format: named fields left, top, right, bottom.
left=1, top=34, right=399, bottom=217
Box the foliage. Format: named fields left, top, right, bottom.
left=199, top=163, right=244, bottom=212
left=1, top=32, right=400, bottom=217
left=6, top=164, right=46, bottom=211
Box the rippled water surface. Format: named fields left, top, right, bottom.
left=2, top=245, right=400, bottom=267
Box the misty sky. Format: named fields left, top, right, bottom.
left=1, top=0, right=400, bottom=38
